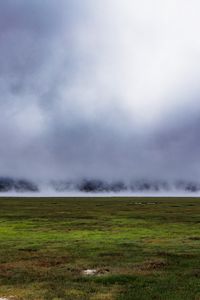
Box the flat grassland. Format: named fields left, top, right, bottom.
left=0, top=197, right=200, bottom=300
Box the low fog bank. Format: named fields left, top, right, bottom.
left=1, top=177, right=200, bottom=196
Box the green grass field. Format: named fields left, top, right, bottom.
left=0, top=197, right=199, bottom=300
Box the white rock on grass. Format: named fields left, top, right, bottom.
left=82, top=269, right=97, bottom=276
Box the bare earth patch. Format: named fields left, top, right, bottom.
left=137, top=259, right=168, bottom=272
left=0, top=297, right=15, bottom=300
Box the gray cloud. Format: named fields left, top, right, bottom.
left=0, top=0, right=200, bottom=185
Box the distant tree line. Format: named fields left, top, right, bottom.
left=0, top=177, right=199, bottom=193
left=0, top=178, right=38, bottom=192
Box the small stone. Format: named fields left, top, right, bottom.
left=82, top=269, right=97, bottom=276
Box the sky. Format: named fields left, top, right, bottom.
left=0, top=0, right=200, bottom=183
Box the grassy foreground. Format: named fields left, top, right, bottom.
left=0, top=197, right=199, bottom=300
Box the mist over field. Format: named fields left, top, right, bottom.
left=1, top=1, right=200, bottom=193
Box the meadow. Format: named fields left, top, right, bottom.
left=0, top=197, right=199, bottom=300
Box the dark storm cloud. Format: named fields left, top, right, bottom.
left=0, top=0, right=200, bottom=185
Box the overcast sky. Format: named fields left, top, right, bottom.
left=0, top=0, right=200, bottom=182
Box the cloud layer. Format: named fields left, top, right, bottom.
left=0, top=0, right=200, bottom=182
